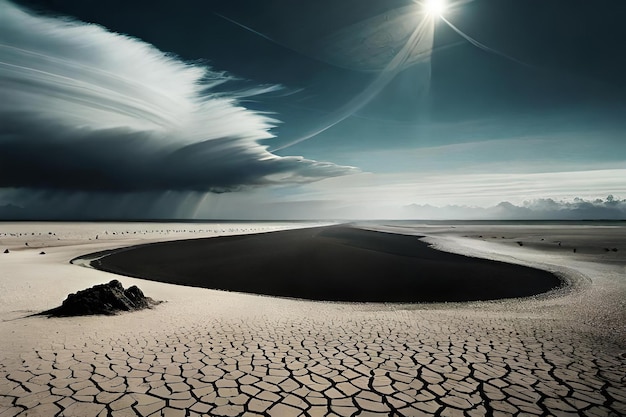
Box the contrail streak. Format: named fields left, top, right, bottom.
left=214, top=13, right=304, bottom=58
left=441, top=16, right=534, bottom=69
left=215, top=9, right=436, bottom=152
left=214, top=13, right=275, bottom=43
left=272, top=15, right=434, bottom=151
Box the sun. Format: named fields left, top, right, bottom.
left=424, top=0, right=446, bottom=17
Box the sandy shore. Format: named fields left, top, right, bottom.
left=1, top=221, right=625, bottom=416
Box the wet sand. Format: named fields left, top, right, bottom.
left=0, top=221, right=625, bottom=417
left=93, top=225, right=561, bottom=302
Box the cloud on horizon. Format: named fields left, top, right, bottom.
left=403, top=196, right=626, bottom=221
left=0, top=0, right=356, bottom=195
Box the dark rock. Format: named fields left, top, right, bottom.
left=41, top=280, right=161, bottom=317
left=123, top=285, right=150, bottom=309
left=3, top=249, right=8, bottom=254
left=39, top=251, right=46, bottom=255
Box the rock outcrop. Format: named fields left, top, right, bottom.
left=42, top=280, right=160, bottom=317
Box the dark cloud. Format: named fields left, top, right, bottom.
left=0, top=117, right=354, bottom=192
left=0, top=0, right=356, bottom=195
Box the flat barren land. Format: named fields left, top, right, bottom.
left=0, top=221, right=624, bottom=417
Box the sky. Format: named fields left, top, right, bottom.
left=1, top=0, right=625, bottom=219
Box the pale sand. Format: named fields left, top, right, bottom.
left=0, top=221, right=625, bottom=417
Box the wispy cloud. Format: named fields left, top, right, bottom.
left=294, top=169, right=626, bottom=207
left=0, top=0, right=356, bottom=194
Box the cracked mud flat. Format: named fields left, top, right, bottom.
left=1, top=221, right=625, bottom=416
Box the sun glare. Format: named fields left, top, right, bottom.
left=424, top=0, right=446, bottom=17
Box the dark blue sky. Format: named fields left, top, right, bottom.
left=19, top=0, right=626, bottom=152
left=2, top=0, right=625, bottom=219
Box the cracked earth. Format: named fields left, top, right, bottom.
left=1, top=312, right=625, bottom=417
left=1, top=222, right=625, bottom=416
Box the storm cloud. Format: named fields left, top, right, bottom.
left=0, top=0, right=356, bottom=194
